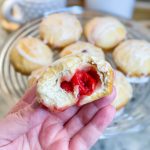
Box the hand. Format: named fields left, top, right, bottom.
left=0, top=85, right=116, bottom=150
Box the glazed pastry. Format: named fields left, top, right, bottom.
left=60, top=41, right=105, bottom=59
left=112, top=70, right=133, bottom=110
left=113, top=39, right=150, bottom=77
left=10, top=37, right=53, bottom=75
left=40, top=13, right=82, bottom=48
left=37, top=52, right=114, bottom=112
left=84, top=17, right=126, bottom=51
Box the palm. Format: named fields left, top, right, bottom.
left=0, top=86, right=115, bottom=150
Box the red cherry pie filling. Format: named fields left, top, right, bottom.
left=60, top=67, right=101, bottom=99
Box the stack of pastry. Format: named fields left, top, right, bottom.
left=10, top=12, right=150, bottom=112
left=10, top=13, right=83, bottom=75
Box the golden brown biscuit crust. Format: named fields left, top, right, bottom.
left=37, top=52, right=114, bottom=111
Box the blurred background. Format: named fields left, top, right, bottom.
left=0, top=0, right=149, bottom=150
left=0, top=0, right=149, bottom=32
left=0, top=0, right=150, bottom=32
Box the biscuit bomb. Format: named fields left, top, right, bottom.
left=36, top=52, right=114, bottom=112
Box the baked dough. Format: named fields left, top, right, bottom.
left=113, top=39, right=150, bottom=77
left=60, top=41, right=105, bottom=59
left=40, top=13, right=82, bottom=48
left=28, top=67, right=47, bottom=87
left=10, top=37, right=53, bottom=75
left=112, top=70, right=133, bottom=110
left=37, top=52, right=114, bottom=112
left=84, top=17, right=126, bottom=51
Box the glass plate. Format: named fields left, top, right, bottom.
left=0, top=7, right=150, bottom=138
